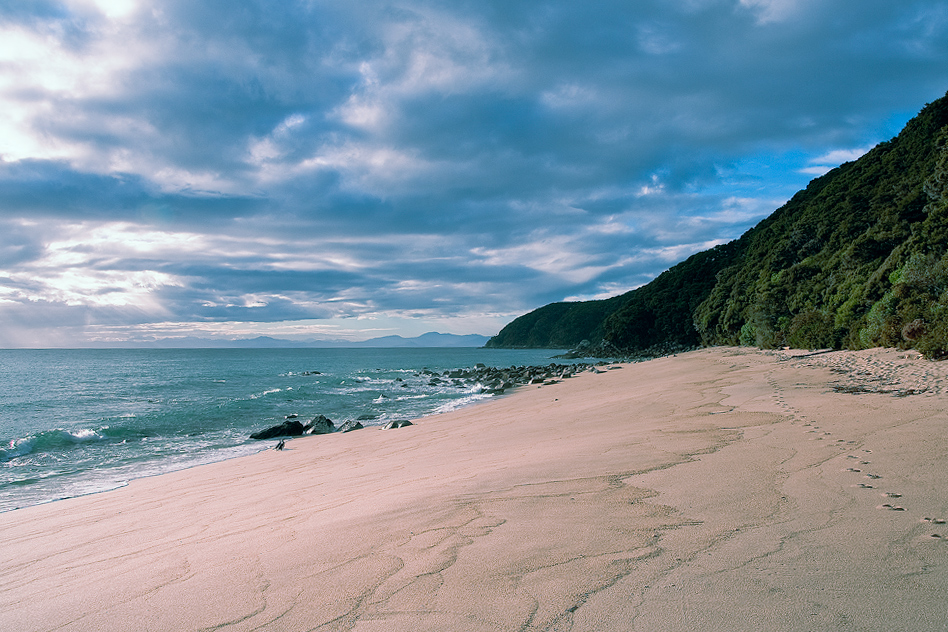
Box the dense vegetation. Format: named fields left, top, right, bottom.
left=487, top=91, right=948, bottom=358
left=484, top=294, right=627, bottom=349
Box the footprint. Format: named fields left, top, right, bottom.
left=844, top=468, right=862, bottom=472
left=852, top=483, right=874, bottom=489
left=921, top=517, right=947, bottom=525
left=865, top=474, right=883, bottom=479
left=878, top=504, right=906, bottom=511
left=881, top=492, right=902, bottom=498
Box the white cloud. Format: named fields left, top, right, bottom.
left=636, top=23, right=683, bottom=55
left=800, top=146, right=872, bottom=176
left=811, top=147, right=872, bottom=165
left=0, top=15, right=149, bottom=164
left=738, top=0, right=813, bottom=23
left=540, top=84, right=600, bottom=110
left=83, top=0, right=139, bottom=20
left=0, top=223, right=198, bottom=310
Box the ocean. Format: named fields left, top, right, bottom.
left=0, top=347, right=574, bottom=513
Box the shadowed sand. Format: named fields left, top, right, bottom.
left=2, top=347, right=947, bottom=631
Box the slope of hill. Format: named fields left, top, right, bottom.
left=483, top=295, right=627, bottom=349
left=488, top=91, right=948, bottom=358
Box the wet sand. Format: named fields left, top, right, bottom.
left=2, top=347, right=947, bottom=631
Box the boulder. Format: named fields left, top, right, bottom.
left=303, top=415, right=335, bottom=435
left=382, top=419, right=413, bottom=429
left=250, top=419, right=306, bottom=440
left=338, top=420, right=364, bottom=433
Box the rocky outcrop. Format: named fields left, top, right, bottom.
left=250, top=419, right=306, bottom=440
left=251, top=361, right=616, bottom=440
left=414, top=361, right=601, bottom=394
left=382, top=419, right=413, bottom=429
left=304, top=415, right=335, bottom=435
left=250, top=414, right=336, bottom=439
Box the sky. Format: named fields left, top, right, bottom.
left=0, top=0, right=946, bottom=347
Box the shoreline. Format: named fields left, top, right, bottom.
left=3, top=347, right=947, bottom=630
left=0, top=350, right=594, bottom=514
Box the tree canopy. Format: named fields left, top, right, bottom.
left=488, top=91, right=948, bottom=359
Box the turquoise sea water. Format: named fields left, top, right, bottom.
left=0, top=348, right=572, bottom=512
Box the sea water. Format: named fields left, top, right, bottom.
left=0, top=347, right=572, bottom=512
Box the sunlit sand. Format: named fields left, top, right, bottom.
left=2, top=347, right=947, bottom=631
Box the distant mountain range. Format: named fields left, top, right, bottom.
left=488, top=90, right=948, bottom=359
left=96, top=332, right=491, bottom=349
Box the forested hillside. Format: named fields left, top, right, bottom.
left=487, top=91, right=948, bottom=358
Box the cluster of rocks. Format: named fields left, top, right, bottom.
left=249, top=414, right=333, bottom=440
left=250, top=360, right=615, bottom=441
left=250, top=413, right=413, bottom=440
left=556, top=339, right=698, bottom=361
left=418, top=361, right=605, bottom=395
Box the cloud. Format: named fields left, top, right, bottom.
left=799, top=146, right=873, bottom=175
left=0, top=0, right=946, bottom=345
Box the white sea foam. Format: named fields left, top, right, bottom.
left=434, top=392, right=493, bottom=415
left=2, top=437, right=35, bottom=460
left=249, top=388, right=282, bottom=399
left=67, top=428, right=106, bottom=442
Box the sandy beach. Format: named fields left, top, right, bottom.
left=2, top=347, right=947, bottom=631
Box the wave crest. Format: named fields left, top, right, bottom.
left=0, top=426, right=140, bottom=462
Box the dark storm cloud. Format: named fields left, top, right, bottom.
left=0, top=0, right=946, bottom=344
left=0, top=160, right=264, bottom=223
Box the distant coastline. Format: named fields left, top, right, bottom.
left=5, top=331, right=492, bottom=350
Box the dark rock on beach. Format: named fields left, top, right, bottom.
left=304, top=415, right=335, bottom=435
left=338, top=420, right=364, bottom=433
left=383, top=419, right=413, bottom=429
left=252, top=414, right=338, bottom=439
left=250, top=419, right=306, bottom=440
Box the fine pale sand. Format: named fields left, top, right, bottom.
left=2, top=347, right=948, bottom=631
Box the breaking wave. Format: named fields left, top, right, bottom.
left=0, top=426, right=146, bottom=462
